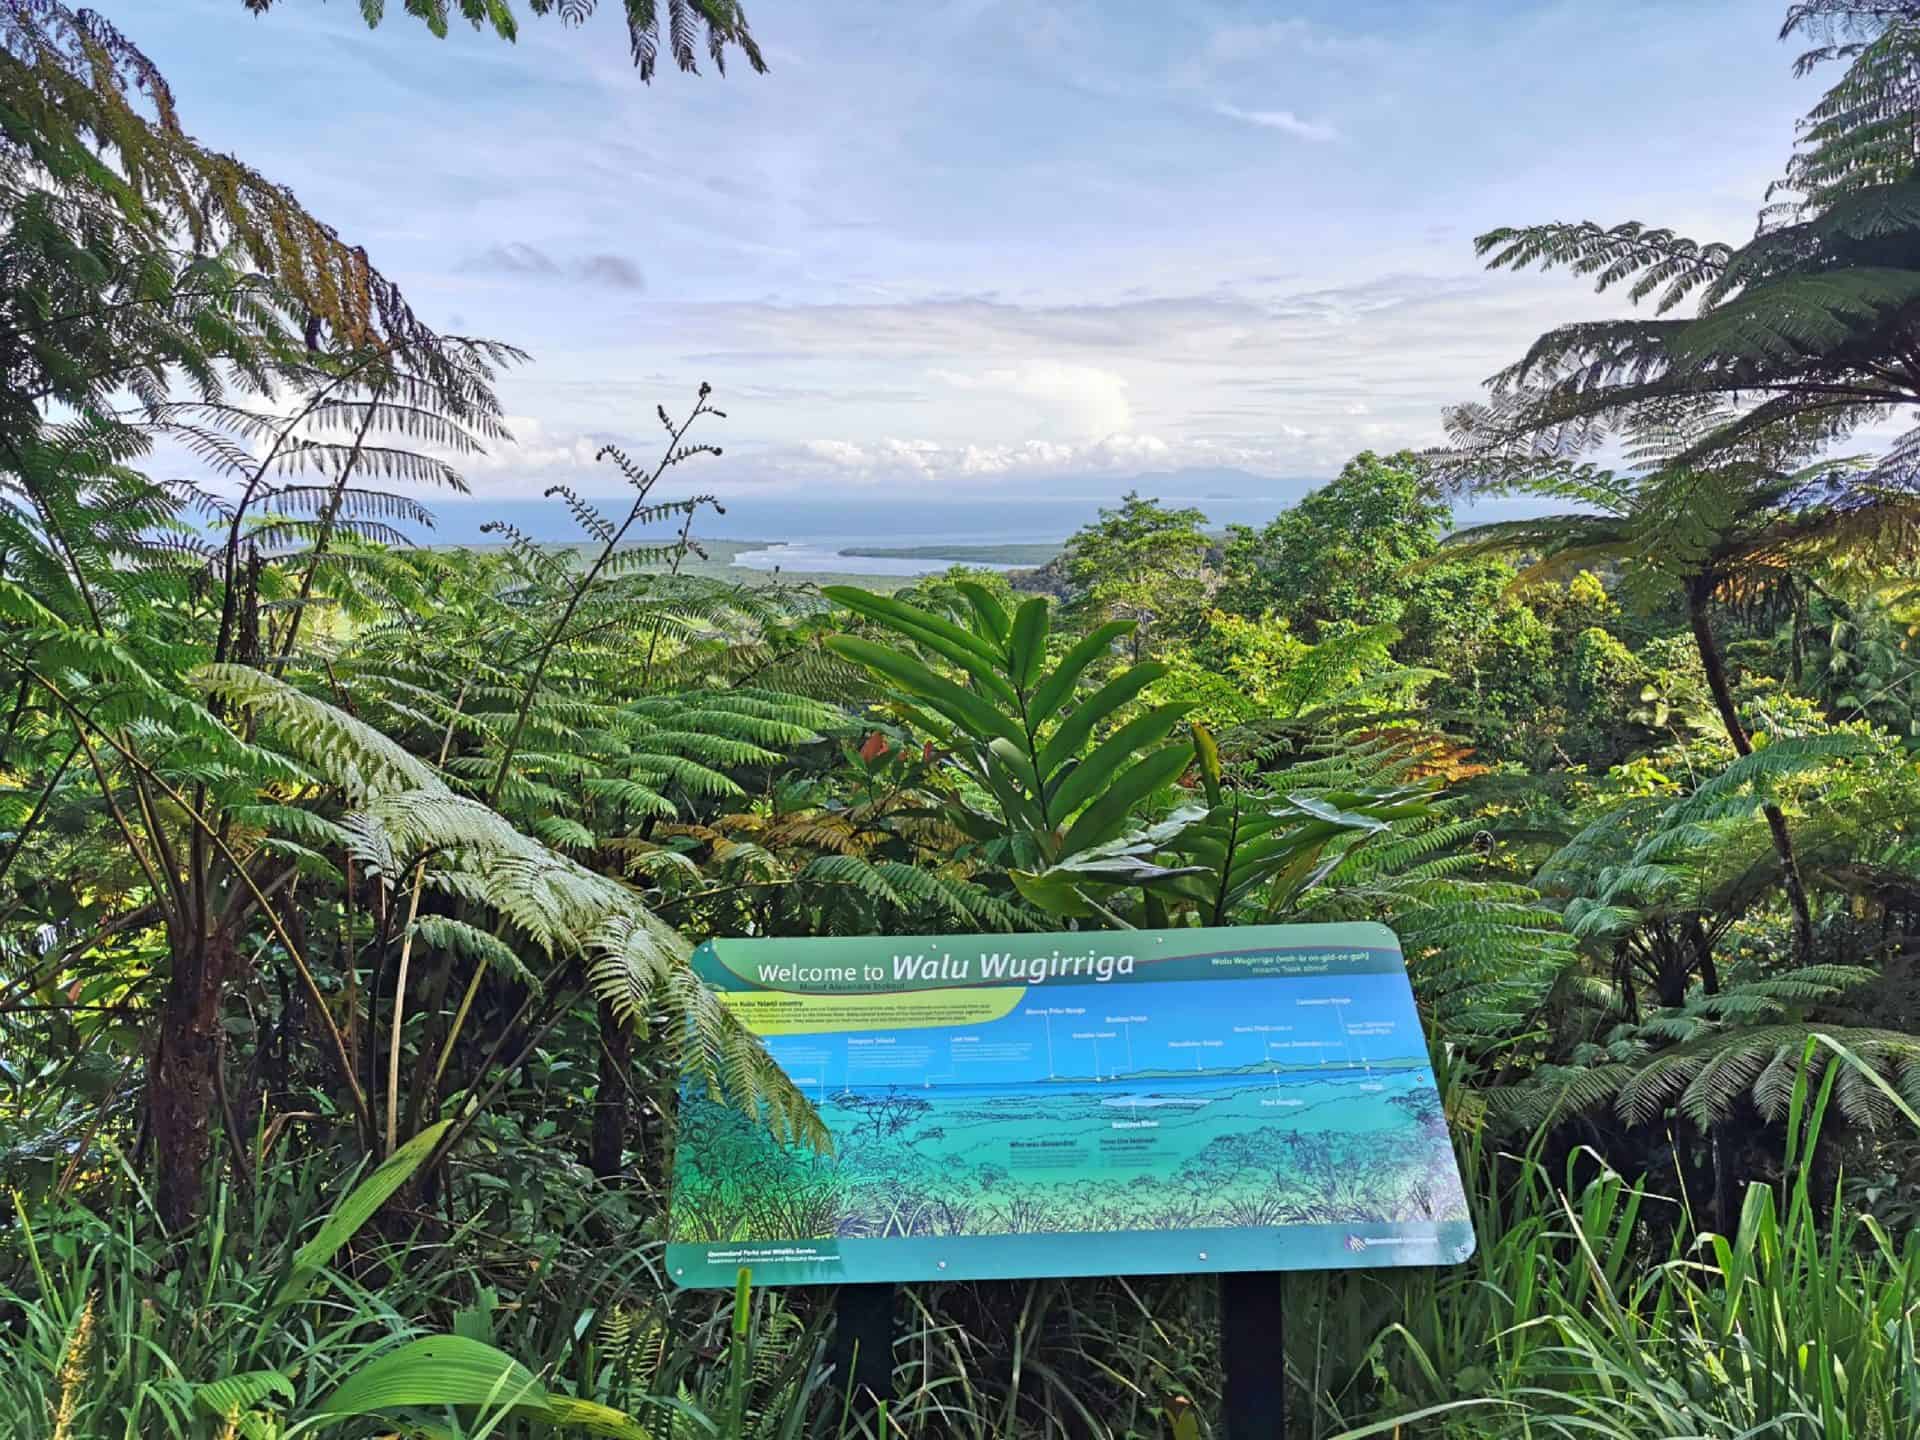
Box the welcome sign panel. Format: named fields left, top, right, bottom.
left=666, top=923, right=1475, bottom=1288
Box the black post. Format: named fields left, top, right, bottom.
left=1221, top=1272, right=1287, bottom=1438
left=830, top=1283, right=896, bottom=1409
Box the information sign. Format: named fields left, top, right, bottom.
left=667, top=923, right=1475, bottom=1289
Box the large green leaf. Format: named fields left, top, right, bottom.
left=1240, top=839, right=1339, bottom=917
left=1027, top=620, right=1133, bottom=730
left=886, top=698, right=957, bottom=746
left=314, top=1336, right=650, bottom=1434
left=829, top=645, right=1029, bottom=756
left=196, top=1368, right=294, bottom=1436
left=821, top=585, right=1003, bottom=665
left=977, top=741, right=1048, bottom=834
left=1012, top=808, right=1209, bottom=913
left=1192, top=722, right=1223, bottom=808
left=841, top=605, right=1018, bottom=707
left=1035, top=661, right=1165, bottom=781
left=1007, top=597, right=1050, bottom=693
left=274, top=1119, right=452, bottom=1308
left=821, top=585, right=1013, bottom=691
left=1284, top=793, right=1394, bottom=834
left=1059, top=742, right=1194, bottom=857
left=825, top=636, right=1024, bottom=748
left=314, top=1335, right=524, bottom=1416
left=1009, top=866, right=1101, bottom=917
left=1048, top=703, right=1196, bottom=819
left=953, top=579, right=1011, bottom=647
left=545, top=1395, right=656, bottom=1438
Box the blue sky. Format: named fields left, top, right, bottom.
left=128, top=1, right=1814, bottom=522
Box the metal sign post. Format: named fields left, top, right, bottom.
left=1221, top=1272, right=1287, bottom=1438
left=828, top=1283, right=897, bottom=1409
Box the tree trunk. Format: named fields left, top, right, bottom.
left=1686, top=578, right=1815, bottom=966
left=1613, top=939, right=1639, bottom=1020
left=1686, top=917, right=1721, bottom=997
left=1650, top=927, right=1688, bottom=1009
left=150, top=927, right=235, bottom=1232
left=591, top=1000, right=633, bottom=1180
left=1682, top=913, right=1741, bottom=1231
left=400, top=947, right=459, bottom=1144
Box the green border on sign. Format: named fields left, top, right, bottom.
left=668, top=923, right=1474, bottom=1288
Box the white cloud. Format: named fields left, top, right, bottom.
left=1211, top=102, right=1338, bottom=142
left=459, top=416, right=606, bottom=489
left=797, top=436, right=943, bottom=479
left=796, top=438, right=878, bottom=470
left=960, top=432, right=1171, bottom=475
left=467, top=267, right=1643, bottom=494
left=792, top=432, right=1172, bottom=483
left=929, top=359, right=1134, bottom=438
left=160, top=0, right=1820, bottom=521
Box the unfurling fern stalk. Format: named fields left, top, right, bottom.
left=482, top=383, right=727, bottom=806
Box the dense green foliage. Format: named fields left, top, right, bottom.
left=3, top=2, right=1920, bottom=1437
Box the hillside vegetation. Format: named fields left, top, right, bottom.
left=2, top=3, right=1919, bottom=1438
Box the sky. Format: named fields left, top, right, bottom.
left=124, top=1, right=1818, bottom=537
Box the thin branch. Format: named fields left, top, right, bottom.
left=0, top=740, right=80, bottom=890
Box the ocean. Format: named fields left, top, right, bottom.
left=420, top=492, right=1300, bottom=547
left=409, top=489, right=1563, bottom=576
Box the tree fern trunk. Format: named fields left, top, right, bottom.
left=150, top=927, right=235, bottom=1231
left=399, top=944, right=458, bottom=1143
left=1687, top=579, right=1815, bottom=966
left=1684, top=914, right=1740, bottom=1231
left=591, top=999, right=633, bottom=1180
left=1686, top=917, right=1722, bottom=997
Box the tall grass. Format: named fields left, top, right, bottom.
left=1293, top=1035, right=1920, bottom=1439
left=2, top=1039, right=1914, bottom=1437
left=1, top=1155, right=432, bottom=1437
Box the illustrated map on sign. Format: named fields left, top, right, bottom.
left=666, top=923, right=1476, bottom=1288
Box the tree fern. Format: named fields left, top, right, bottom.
left=1472, top=220, right=1732, bottom=314
left=4, top=2, right=456, bottom=370
left=202, top=664, right=813, bottom=1142
left=194, top=661, right=442, bottom=800
left=1440, top=14, right=1920, bottom=482
left=239, top=0, right=769, bottom=82
left=1269, top=778, right=1573, bottom=1046
left=1617, top=1017, right=1916, bottom=1128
